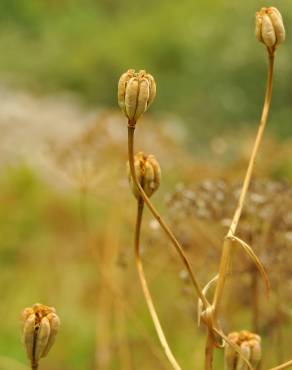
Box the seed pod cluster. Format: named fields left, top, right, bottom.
left=21, top=303, right=60, bottom=367
left=255, top=7, right=285, bottom=50
left=118, top=69, right=156, bottom=124
left=224, top=331, right=261, bottom=370
left=127, top=151, right=161, bottom=199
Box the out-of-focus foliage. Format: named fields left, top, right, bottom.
left=0, top=0, right=291, bottom=139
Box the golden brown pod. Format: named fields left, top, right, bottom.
left=22, top=313, right=36, bottom=362
left=42, top=313, right=61, bottom=357
left=127, top=151, right=161, bottom=199
left=255, top=7, right=285, bottom=50
left=21, top=303, right=60, bottom=368
left=236, top=342, right=251, bottom=370
left=34, top=317, right=51, bottom=361
left=118, top=69, right=156, bottom=124
left=224, top=332, right=239, bottom=370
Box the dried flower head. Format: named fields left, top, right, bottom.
left=256, top=7, right=285, bottom=50
left=118, top=69, right=156, bottom=125
left=127, top=151, right=161, bottom=200
left=224, top=331, right=261, bottom=370
left=21, top=303, right=60, bottom=369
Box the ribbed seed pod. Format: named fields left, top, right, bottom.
left=249, top=339, right=262, bottom=368
left=127, top=152, right=161, bottom=200
left=21, top=303, right=60, bottom=368
left=224, top=331, right=261, bottom=370
left=118, top=69, right=156, bottom=124
left=42, top=313, right=61, bottom=357
left=224, top=332, right=239, bottom=370
left=236, top=342, right=251, bottom=370
left=118, top=69, right=135, bottom=115
left=255, top=7, right=285, bottom=49
left=23, top=314, right=36, bottom=362
left=34, top=317, right=51, bottom=362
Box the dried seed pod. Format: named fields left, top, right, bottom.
left=34, top=317, right=51, bottom=362
left=22, top=314, right=36, bottom=362
left=127, top=152, right=161, bottom=199
left=224, top=331, right=261, bottom=370
left=224, top=332, right=239, bottom=370
left=42, top=313, right=61, bottom=357
left=118, top=69, right=156, bottom=124
left=21, top=304, right=60, bottom=368
left=236, top=342, right=251, bottom=370
left=255, top=7, right=285, bottom=50
left=249, top=339, right=262, bottom=368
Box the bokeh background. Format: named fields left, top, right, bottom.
left=0, top=0, right=291, bottom=369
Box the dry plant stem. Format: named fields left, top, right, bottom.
left=251, top=268, right=259, bottom=332
left=205, top=330, right=214, bottom=370
left=269, top=360, right=292, bottom=370
left=134, top=199, right=182, bottom=370
left=31, top=363, right=38, bottom=370
left=128, top=125, right=208, bottom=309
left=212, top=51, right=275, bottom=318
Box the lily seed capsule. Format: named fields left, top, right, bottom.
left=255, top=7, right=285, bottom=50
left=224, top=331, right=261, bottom=370
left=127, top=152, right=161, bottom=200
left=118, top=69, right=156, bottom=124
left=21, top=303, right=60, bottom=368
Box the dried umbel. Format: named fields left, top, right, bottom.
left=118, top=69, right=156, bottom=125
left=127, top=151, right=161, bottom=199
left=255, top=7, right=285, bottom=50
left=224, top=331, right=261, bottom=370
left=21, top=303, right=60, bottom=369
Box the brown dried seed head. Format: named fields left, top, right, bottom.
left=267, top=7, right=285, bottom=44
left=255, top=7, right=285, bottom=49
left=118, top=69, right=156, bottom=124
left=249, top=339, right=262, bottom=368
left=34, top=317, right=51, bottom=362
left=21, top=304, right=60, bottom=366
left=118, top=69, right=135, bottom=114
left=42, top=313, right=61, bottom=357
left=127, top=152, right=161, bottom=199
left=22, top=314, right=36, bottom=361
left=236, top=342, right=251, bottom=370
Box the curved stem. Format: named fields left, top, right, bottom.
left=269, top=360, right=292, bottom=370
left=212, top=51, right=275, bottom=318
left=128, top=126, right=208, bottom=308
left=134, top=199, right=182, bottom=370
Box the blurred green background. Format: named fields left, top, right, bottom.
left=0, top=0, right=291, bottom=139
left=0, top=1, right=291, bottom=370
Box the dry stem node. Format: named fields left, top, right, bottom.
left=224, top=331, right=261, bottom=370
left=256, top=7, right=285, bottom=53
left=21, top=303, right=60, bottom=370
left=127, top=152, right=161, bottom=199
left=118, top=69, right=156, bottom=125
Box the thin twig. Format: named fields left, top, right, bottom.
left=128, top=125, right=208, bottom=308
left=134, top=199, right=182, bottom=370
left=212, top=51, right=275, bottom=318
left=31, top=362, right=38, bottom=370
left=205, top=330, right=214, bottom=370
left=269, top=360, right=292, bottom=370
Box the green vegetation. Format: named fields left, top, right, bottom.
left=0, top=0, right=291, bottom=139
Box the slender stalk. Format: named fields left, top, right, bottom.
left=269, top=360, right=292, bottom=370
left=212, top=51, right=275, bottom=318
left=251, top=268, right=260, bottom=332
left=134, top=199, right=182, bottom=370
left=128, top=125, right=208, bottom=308
left=31, top=362, right=38, bottom=370
left=205, top=330, right=214, bottom=370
